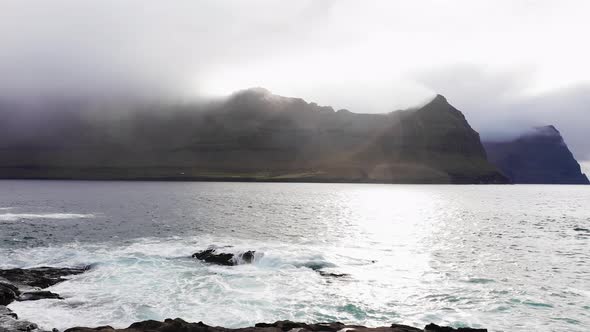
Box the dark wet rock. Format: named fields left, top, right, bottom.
left=64, top=319, right=486, bottom=332
left=301, top=261, right=347, bottom=278
left=317, top=271, right=349, bottom=278
left=0, top=266, right=86, bottom=305
left=192, top=249, right=258, bottom=266
left=0, top=283, right=20, bottom=305
left=18, top=291, right=63, bottom=301
left=0, top=267, right=88, bottom=289
left=0, top=319, right=39, bottom=332
left=192, top=249, right=236, bottom=266
left=238, top=251, right=256, bottom=264
left=257, top=321, right=365, bottom=332
left=0, top=306, right=18, bottom=319
left=0, top=267, right=89, bottom=332
left=424, top=323, right=487, bottom=332
left=389, top=324, right=422, bottom=332
left=0, top=305, right=39, bottom=332
left=255, top=320, right=313, bottom=331
left=66, top=327, right=113, bottom=332
left=304, top=263, right=326, bottom=271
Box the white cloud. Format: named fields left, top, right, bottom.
left=2, top=1, right=589, bottom=104
left=0, top=0, right=588, bottom=156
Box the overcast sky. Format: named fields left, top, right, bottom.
left=1, top=0, right=589, bottom=160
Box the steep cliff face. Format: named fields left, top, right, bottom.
left=357, top=94, right=506, bottom=183
left=0, top=90, right=508, bottom=183
left=483, top=126, right=589, bottom=184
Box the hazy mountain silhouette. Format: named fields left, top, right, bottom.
left=484, top=125, right=589, bottom=184
left=0, top=89, right=508, bottom=183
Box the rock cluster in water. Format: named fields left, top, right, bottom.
left=192, top=249, right=257, bottom=266
left=64, top=318, right=487, bottom=332
left=191, top=248, right=350, bottom=278
left=0, top=267, right=88, bottom=332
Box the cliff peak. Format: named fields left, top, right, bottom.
left=416, top=94, right=458, bottom=114
left=423, top=94, right=449, bottom=107
left=432, top=94, right=448, bottom=103
left=531, top=125, right=560, bottom=137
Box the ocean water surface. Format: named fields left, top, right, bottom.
left=0, top=181, right=588, bottom=331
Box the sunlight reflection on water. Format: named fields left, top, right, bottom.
left=0, top=181, right=589, bottom=332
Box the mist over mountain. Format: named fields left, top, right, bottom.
left=1, top=1, right=589, bottom=164
left=0, top=90, right=507, bottom=184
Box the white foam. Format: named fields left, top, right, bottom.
left=5, top=236, right=378, bottom=329
left=0, top=213, right=94, bottom=221
left=4, top=216, right=588, bottom=332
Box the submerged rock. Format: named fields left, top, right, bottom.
left=191, top=249, right=257, bottom=266
left=317, top=271, right=349, bottom=278
left=64, top=319, right=486, bottom=332
left=0, top=267, right=88, bottom=289
left=18, top=291, right=63, bottom=301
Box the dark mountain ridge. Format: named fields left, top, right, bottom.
left=0, top=89, right=508, bottom=183
left=483, top=125, right=589, bottom=184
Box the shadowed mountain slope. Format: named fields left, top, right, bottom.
left=0, top=89, right=507, bottom=183
left=484, top=125, right=589, bottom=184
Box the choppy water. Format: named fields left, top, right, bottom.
left=0, top=181, right=588, bottom=332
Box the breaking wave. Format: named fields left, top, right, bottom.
left=4, top=236, right=355, bottom=330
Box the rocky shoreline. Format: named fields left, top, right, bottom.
left=1, top=253, right=489, bottom=332
left=64, top=319, right=487, bottom=332
left=1, top=267, right=89, bottom=332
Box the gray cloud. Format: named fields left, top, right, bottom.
left=0, top=1, right=588, bottom=161
left=0, top=0, right=334, bottom=101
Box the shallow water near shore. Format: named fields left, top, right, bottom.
left=1, top=181, right=589, bottom=331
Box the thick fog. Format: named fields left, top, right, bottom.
left=1, top=0, right=589, bottom=160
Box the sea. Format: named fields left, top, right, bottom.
left=0, top=180, right=588, bottom=332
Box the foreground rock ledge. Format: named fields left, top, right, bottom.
left=1, top=267, right=90, bottom=332
left=64, top=318, right=487, bottom=332
left=0, top=267, right=88, bottom=306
